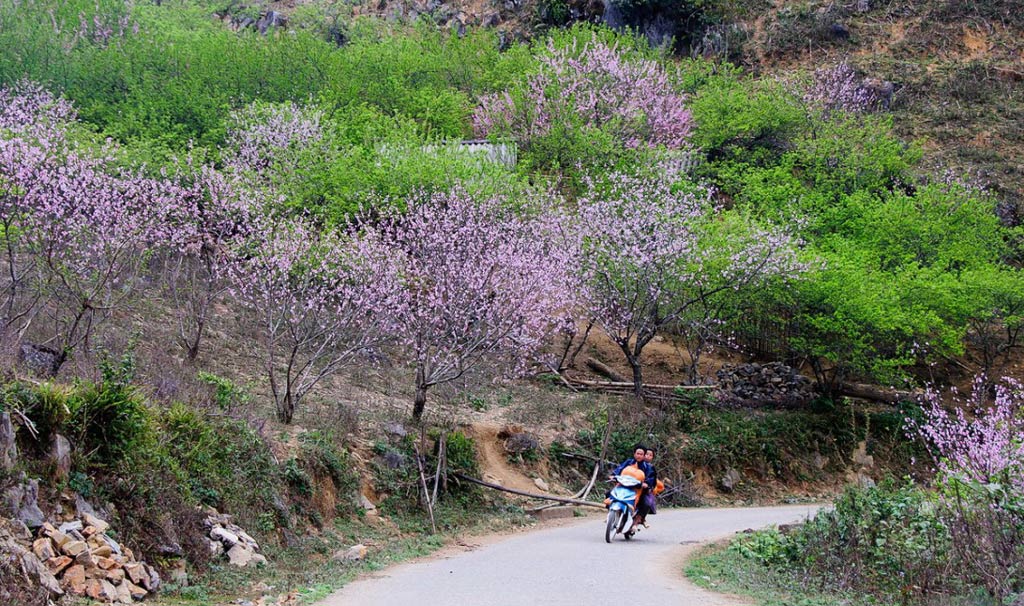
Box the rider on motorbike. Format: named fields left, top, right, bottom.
left=610, top=445, right=654, bottom=492
left=630, top=447, right=659, bottom=533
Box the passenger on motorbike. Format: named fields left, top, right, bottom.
left=630, top=447, right=659, bottom=532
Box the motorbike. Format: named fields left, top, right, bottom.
left=604, top=473, right=643, bottom=543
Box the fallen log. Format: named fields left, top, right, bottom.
left=569, top=379, right=717, bottom=391
left=837, top=382, right=922, bottom=404
left=449, top=472, right=605, bottom=509
left=557, top=451, right=614, bottom=465
left=585, top=358, right=627, bottom=383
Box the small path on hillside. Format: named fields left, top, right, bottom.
left=468, top=424, right=542, bottom=493
left=316, top=505, right=819, bottom=606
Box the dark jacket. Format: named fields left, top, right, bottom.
left=612, top=458, right=655, bottom=488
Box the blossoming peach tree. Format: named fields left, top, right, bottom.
left=564, top=172, right=807, bottom=396
left=911, top=377, right=1024, bottom=601
left=356, top=190, right=571, bottom=420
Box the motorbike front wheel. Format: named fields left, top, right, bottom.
left=605, top=509, right=621, bottom=543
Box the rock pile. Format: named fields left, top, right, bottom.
left=715, top=362, right=814, bottom=405
left=1, top=512, right=161, bottom=603
left=203, top=511, right=266, bottom=568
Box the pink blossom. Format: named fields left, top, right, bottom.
left=912, top=376, right=1024, bottom=496
left=355, top=190, right=571, bottom=419
left=473, top=39, right=693, bottom=150
left=228, top=216, right=401, bottom=423
left=563, top=172, right=807, bottom=394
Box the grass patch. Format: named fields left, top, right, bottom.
left=686, top=539, right=882, bottom=606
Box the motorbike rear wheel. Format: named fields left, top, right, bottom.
left=605, top=509, right=621, bottom=543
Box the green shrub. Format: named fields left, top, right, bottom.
left=197, top=372, right=251, bottom=413
left=5, top=382, right=72, bottom=450
left=734, top=480, right=956, bottom=601
left=66, top=381, right=151, bottom=467
left=675, top=402, right=863, bottom=480
left=284, top=458, right=313, bottom=497
left=730, top=526, right=798, bottom=567
left=158, top=403, right=278, bottom=517
left=444, top=431, right=478, bottom=477
left=298, top=430, right=358, bottom=499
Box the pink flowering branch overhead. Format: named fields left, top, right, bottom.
left=357, top=190, right=570, bottom=420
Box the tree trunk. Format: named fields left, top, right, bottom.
left=185, top=316, right=205, bottom=362
left=628, top=357, right=643, bottom=398
left=412, top=367, right=428, bottom=420
left=277, top=392, right=294, bottom=424
left=616, top=341, right=645, bottom=399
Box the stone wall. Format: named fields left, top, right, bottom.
left=714, top=362, right=815, bottom=406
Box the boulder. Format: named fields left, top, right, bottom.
left=75, top=549, right=98, bottom=572
left=124, top=563, right=147, bottom=585
left=256, top=10, right=287, bottom=34
left=145, top=564, right=161, bottom=591
left=124, top=580, right=147, bottom=600
left=48, top=529, right=71, bottom=548
left=82, top=512, right=110, bottom=534
left=97, top=533, right=123, bottom=557
left=63, top=540, right=88, bottom=556
left=7, top=541, right=64, bottom=596
left=104, top=566, right=125, bottom=583
left=719, top=468, right=742, bottom=493
left=32, top=537, right=56, bottom=560
left=8, top=518, right=31, bottom=541
left=62, top=564, right=87, bottom=596
left=532, top=477, right=549, bottom=492
left=115, top=580, right=133, bottom=604
left=59, top=520, right=83, bottom=534
left=46, top=555, right=73, bottom=575
left=86, top=578, right=118, bottom=602
left=208, top=539, right=224, bottom=557
left=75, top=493, right=98, bottom=519
left=334, top=544, right=368, bottom=562
left=18, top=341, right=63, bottom=377
left=227, top=543, right=258, bottom=567
left=6, top=479, right=46, bottom=528
left=211, top=525, right=240, bottom=547
left=235, top=528, right=259, bottom=550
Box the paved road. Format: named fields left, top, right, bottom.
left=317, top=505, right=819, bottom=606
